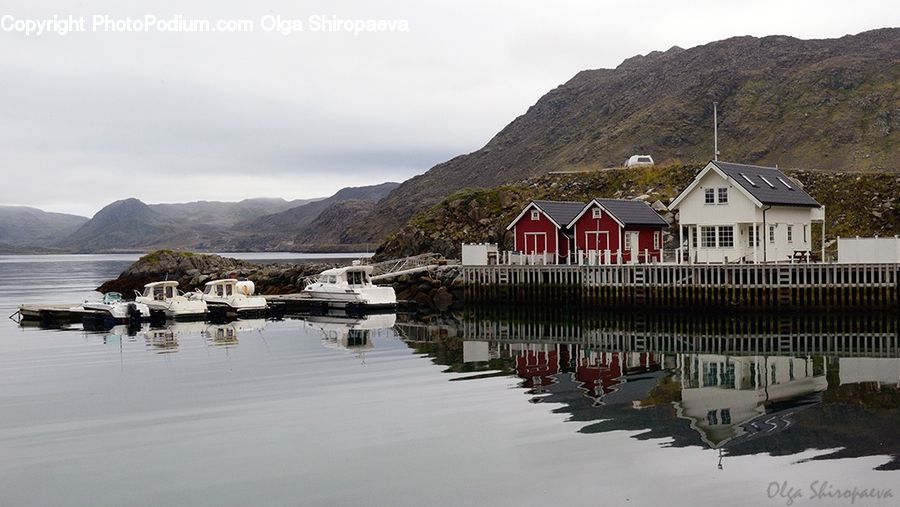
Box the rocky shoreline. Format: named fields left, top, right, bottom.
left=97, top=250, right=465, bottom=310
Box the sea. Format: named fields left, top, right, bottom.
left=0, top=254, right=897, bottom=506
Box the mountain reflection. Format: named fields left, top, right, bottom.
left=396, top=310, right=900, bottom=471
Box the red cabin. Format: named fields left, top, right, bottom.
left=567, top=198, right=669, bottom=264
left=506, top=200, right=585, bottom=264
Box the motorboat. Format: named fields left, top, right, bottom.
left=81, top=292, right=152, bottom=325
left=197, top=279, right=268, bottom=317
left=136, top=281, right=208, bottom=320
left=302, top=264, right=396, bottom=307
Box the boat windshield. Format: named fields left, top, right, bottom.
left=103, top=292, right=123, bottom=304
left=346, top=270, right=368, bottom=286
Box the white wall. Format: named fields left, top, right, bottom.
left=838, top=237, right=900, bottom=263
left=676, top=164, right=820, bottom=263
left=461, top=243, right=498, bottom=266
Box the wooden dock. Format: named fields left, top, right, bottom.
left=461, top=263, right=900, bottom=309
left=14, top=304, right=101, bottom=324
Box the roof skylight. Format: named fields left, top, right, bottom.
left=759, top=175, right=776, bottom=188
left=740, top=173, right=758, bottom=187
left=777, top=177, right=794, bottom=190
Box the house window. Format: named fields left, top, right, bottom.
left=718, top=226, right=734, bottom=248
left=624, top=233, right=631, bottom=250
left=653, top=231, right=661, bottom=249
left=707, top=410, right=719, bottom=426
left=717, top=187, right=728, bottom=204
left=769, top=225, right=776, bottom=243
left=592, top=208, right=601, bottom=219
left=704, top=188, right=715, bottom=204
left=701, top=226, right=716, bottom=248
left=530, top=210, right=539, bottom=221
left=803, top=225, right=808, bottom=243
left=787, top=225, right=793, bottom=243
left=691, top=227, right=697, bottom=248
left=748, top=225, right=759, bottom=247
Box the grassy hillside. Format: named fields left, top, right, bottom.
left=375, top=164, right=900, bottom=260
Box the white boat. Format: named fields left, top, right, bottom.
left=135, top=281, right=208, bottom=320
left=81, top=292, right=152, bottom=324
left=197, top=279, right=268, bottom=317
left=302, top=264, right=396, bottom=307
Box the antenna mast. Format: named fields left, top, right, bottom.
left=713, top=102, right=719, bottom=161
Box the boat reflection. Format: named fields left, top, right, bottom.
left=396, top=310, right=900, bottom=471
left=205, top=318, right=268, bottom=347
left=305, top=312, right=397, bottom=363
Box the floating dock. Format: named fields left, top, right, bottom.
left=13, top=304, right=104, bottom=324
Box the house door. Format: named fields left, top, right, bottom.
left=584, top=231, right=610, bottom=263
left=628, top=231, right=640, bottom=263
left=523, top=232, right=547, bottom=255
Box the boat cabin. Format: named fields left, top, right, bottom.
left=204, top=279, right=238, bottom=297
left=143, top=281, right=179, bottom=301
left=317, top=266, right=374, bottom=287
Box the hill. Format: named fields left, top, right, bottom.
left=365, top=28, right=900, bottom=243
left=0, top=206, right=88, bottom=247
left=375, top=164, right=900, bottom=260
left=150, top=197, right=319, bottom=228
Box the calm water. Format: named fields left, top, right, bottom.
left=0, top=255, right=898, bottom=506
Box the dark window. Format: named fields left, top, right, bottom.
left=718, top=226, right=734, bottom=248
left=704, top=188, right=715, bottom=204
left=717, top=188, right=728, bottom=204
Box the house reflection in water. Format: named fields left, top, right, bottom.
left=507, top=342, right=661, bottom=401
left=674, top=354, right=827, bottom=448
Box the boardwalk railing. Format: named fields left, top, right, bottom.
left=461, top=263, right=900, bottom=309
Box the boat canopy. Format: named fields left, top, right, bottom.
left=144, top=281, right=179, bottom=288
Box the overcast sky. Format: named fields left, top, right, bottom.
left=0, top=1, right=895, bottom=217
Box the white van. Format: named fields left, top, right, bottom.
left=625, top=155, right=654, bottom=167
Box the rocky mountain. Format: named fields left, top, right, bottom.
left=52, top=182, right=399, bottom=253
left=365, top=28, right=900, bottom=243
left=212, top=182, right=401, bottom=250
left=57, top=198, right=187, bottom=252
left=375, top=164, right=900, bottom=260
left=0, top=206, right=88, bottom=247
left=150, top=197, right=319, bottom=228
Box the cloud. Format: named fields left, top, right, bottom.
left=0, top=0, right=895, bottom=216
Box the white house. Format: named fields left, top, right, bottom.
left=670, top=161, right=825, bottom=264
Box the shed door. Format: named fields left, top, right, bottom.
left=524, top=232, right=547, bottom=254
left=584, top=231, right=609, bottom=252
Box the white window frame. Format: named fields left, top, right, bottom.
left=704, top=188, right=715, bottom=204
left=769, top=225, right=776, bottom=244
left=701, top=226, right=716, bottom=248
left=653, top=231, right=661, bottom=249
left=717, top=187, right=728, bottom=204
left=530, top=210, right=540, bottom=221
left=592, top=208, right=602, bottom=219
left=787, top=225, right=793, bottom=243
left=624, top=232, right=631, bottom=250
left=748, top=225, right=759, bottom=247
left=718, top=226, right=734, bottom=248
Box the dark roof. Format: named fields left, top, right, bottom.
left=595, top=199, right=669, bottom=227
left=533, top=200, right=585, bottom=227
left=712, top=161, right=821, bottom=207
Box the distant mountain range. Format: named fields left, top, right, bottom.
left=12, top=183, right=398, bottom=253
left=0, top=206, right=89, bottom=248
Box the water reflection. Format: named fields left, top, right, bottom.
left=305, top=312, right=397, bottom=363
left=398, top=310, right=900, bottom=471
